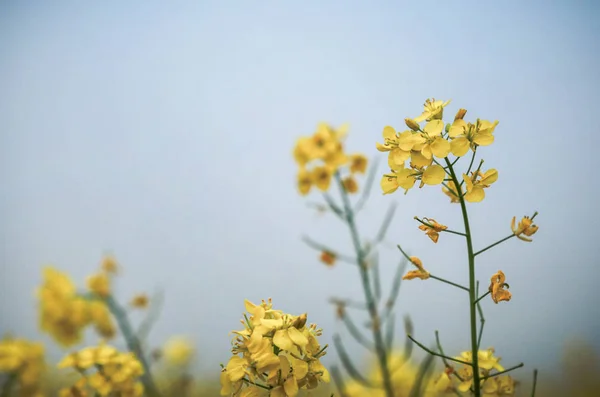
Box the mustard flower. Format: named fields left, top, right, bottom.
left=319, top=251, right=336, bottom=267
left=312, top=166, right=333, bottom=191
left=511, top=216, right=539, bottom=242
left=489, top=271, right=511, bottom=303
left=419, top=120, right=451, bottom=159
left=130, top=294, right=149, bottom=309
left=163, top=336, right=195, bottom=366
left=101, top=255, right=119, bottom=274
left=58, top=344, right=144, bottom=397
left=349, top=153, right=368, bottom=174
left=296, top=168, right=312, bottom=195
left=87, top=272, right=111, bottom=298
left=418, top=218, right=448, bottom=243
left=402, top=256, right=430, bottom=280
left=0, top=337, right=45, bottom=396
left=448, top=119, right=498, bottom=156
left=482, top=375, right=516, bottom=396
left=381, top=167, right=416, bottom=195
left=221, top=299, right=329, bottom=396
left=342, top=176, right=358, bottom=194
left=463, top=169, right=498, bottom=203
left=454, top=348, right=505, bottom=392
left=413, top=98, right=452, bottom=123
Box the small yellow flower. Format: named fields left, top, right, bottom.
left=130, top=294, right=149, bottom=309
left=448, top=119, right=498, bottom=156
left=342, top=176, right=359, bottom=194
left=163, top=337, right=195, bottom=366
left=381, top=167, right=416, bottom=195
left=418, top=218, right=448, bottom=243
left=319, top=251, right=336, bottom=267
left=414, top=98, right=451, bottom=123
left=89, top=301, right=116, bottom=339
left=349, top=154, right=368, bottom=174
left=87, top=272, right=111, bottom=298
left=511, top=216, right=538, bottom=242
left=419, top=120, right=451, bottom=159
left=297, top=168, right=312, bottom=196
left=101, top=255, right=119, bottom=274
left=312, top=166, right=332, bottom=191
left=489, top=271, right=511, bottom=304
left=442, top=181, right=462, bottom=203
left=463, top=169, right=498, bottom=202
left=402, top=256, right=430, bottom=280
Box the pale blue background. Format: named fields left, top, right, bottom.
left=1, top=0, right=598, bottom=385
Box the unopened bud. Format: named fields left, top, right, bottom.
left=293, top=313, right=308, bottom=329
left=405, top=118, right=421, bottom=132
left=454, top=108, right=467, bottom=121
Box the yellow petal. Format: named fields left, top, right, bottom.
left=273, top=329, right=294, bottom=351
left=481, top=169, right=498, bottom=185
left=287, top=327, right=308, bottom=349
left=430, top=137, right=451, bottom=158
left=473, top=133, right=494, bottom=146
left=284, top=376, right=299, bottom=397
left=450, top=137, right=470, bottom=157
left=423, top=120, right=444, bottom=135
left=381, top=174, right=399, bottom=195
left=465, top=186, right=485, bottom=202
left=422, top=165, right=445, bottom=185
left=448, top=119, right=467, bottom=138
left=410, top=150, right=432, bottom=168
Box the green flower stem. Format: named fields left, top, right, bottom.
left=531, top=369, right=538, bottom=397
left=444, top=157, right=481, bottom=396
left=105, top=295, right=162, bottom=397
left=459, top=149, right=478, bottom=188
left=335, top=172, right=395, bottom=397
left=242, top=378, right=271, bottom=390
left=474, top=234, right=515, bottom=257
left=475, top=282, right=486, bottom=350
left=435, top=330, right=464, bottom=382
left=480, top=363, right=524, bottom=380
left=407, top=335, right=471, bottom=366
left=0, top=373, right=16, bottom=397
left=429, top=274, right=470, bottom=292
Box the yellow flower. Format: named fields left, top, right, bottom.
left=296, top=168, right=312, bottom=195
left=489, top=270, right=511, bottom=304
left=402, top=256, right=430, bottom=280
left=101, top=255, right=119, bottom=274
left=312, top=166, right=332, bottom=191
left=454, top=348, right=505, bottom=392
left=381, top=167, right=416, bottom=194
left=419, top=120, right=451, bottom=159
left=414, top=98, right=451, bottom=123
left=130, top=294, right=149, bottom=309
left=449, top=119, right=499, bottom=156
left=0, top=337, right=45, bottom=394
left=511, top=216, right=539, bottom=242
left=163, top=336, right=195, bottom=366
left=441, top=181, right=462, bottom=203
left=349, top=154, right=368, bottom=174
left=87, top=272, right=111, bottom=298
left=418, top=164, right=446, bottom=187
left=342, top=176, right=358, bottom=194
left=418, top=218, right=448, bottom=243
left=319, top=251, right=336, bottom=267
left=463, top=169, right=498, bottom=202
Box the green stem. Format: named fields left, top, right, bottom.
left=480, top=363, right=524, bottom=380
left=445, top=157, right=481, bottom=396
left=474, top=234, right=515, bottom=257
left=429, top=274, right=470, bottom=292
left=474, top=291, right=491, bottom=305
left=335, top=172, right=395, bottom=397
left=531, top=369, right=538, bottom=397
left=0, top=373, right=16, bottom=397
left=407, top=335, right=471, bottom=366
left=105, top=295, right=162, bottom=397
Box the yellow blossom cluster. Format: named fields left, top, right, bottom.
left=293, top=122, right=368, bottom=195
left=220, top=299, right=329, bottom=397
left=58, top=344, right=144, bottom=397
left=0, top=337, right=45, bottom=397
left=378, top=98, right=500, bottom=203
left=37, top=266, right=116, bottom=347
left=437, top=348, right=516, bottom=396
left=163, top=336, right=196, bottom=367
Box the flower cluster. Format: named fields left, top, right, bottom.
left=378, top=98, right=499, bottom=203
left=220, top=299, right=329, bottom=397
left=293, top=122, right=368, bottom=195
left=57, top=344, right=144, bottom=397
left=436, top=348, right=516, bottom=396
left=37, top=266, right=116, bottom=347
left=0, top=336, right=45, bottom=397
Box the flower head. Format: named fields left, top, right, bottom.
left=163, top=336, right=195, bottom=366
left=489, top=271, right=511, bottom=304
left=402, top=257, right=430, bottom=280
left=342, top=176, right=359, bottom=194
left=0, top=337, right=45, bottom=395
left=511, top=215, right=539, bottom=242
left=463, top=169, right=498, bottom=203
left=349, top=154, right=368, bottom=174
left=414, top=98, right=451, bottom=123
left=418, top=218, right=448, bottom=243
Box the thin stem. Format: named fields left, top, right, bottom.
left=459, top=149, right=478, bottom=188
left=105, top=295, right=162, bottom=397
left=407, top=335, right=471, bottom=366
left=481, top=363, right=524, bottom=380
left=435, top=330, right=464, bottom=382
left=335, top=172, right=395, bottom=397
left=429, top=274, right=470, bottom=292
left=242, top=378, right=271, bottom=390
left=474, top=234, right=514, bottom=257
left=474, top=291, right=491, bottom=305
left=302, top=236, right=357, bottom=264
left=340, top=312, right=375, bottom=351
left=445, top=157, right=481, bottom=396
left=531, top=369, right=538, bottom=397
left=475, top=282, right=486, bottom=350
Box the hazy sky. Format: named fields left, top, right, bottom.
left=1, top=0, right=599, bottom=383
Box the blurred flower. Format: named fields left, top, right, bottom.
left=312, top=166, right=332, bottom=192
left=0, top=336, right=45, bottom=396
left=453, top=348, right=505, bottom=393
left=101, top=255, right=119, bottom=274
left=319, top=251, right=336, bottom=267
left=342, top=176, right=359, bottom=194
left=89, top=300, right=116, bottom=339
left=349, top=154, right=368, bottom=174
left=163, top=337, right=195, bottom=367
left=418, top=218, right=448, bottom=243
left=489, top=271, right=511, bottom=304
left=511, top=216, right=539, bottom=242
left=297, top=168, right=313, bottom=195
left=87, top=272, right=111, bottom=298
left=130, top=294, right=149, bottom=309
left=403, top=257, right=430, bottom=280
left=58, top=343, right=144, bottom=397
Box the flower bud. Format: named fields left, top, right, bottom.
left=404, top=118, right=421, bottom=132
left=454, top=108, right=467, bottom=121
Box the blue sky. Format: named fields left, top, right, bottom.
left=1, top=0, right=599, bottom=383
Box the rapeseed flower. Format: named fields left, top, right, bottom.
left=489, top=271, right=511, bottom=304
left=402, top=257, right=430, bottom=280
left=511, top=216, right=539, bottom=242
left=418, top=218, right=448, bottom=243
